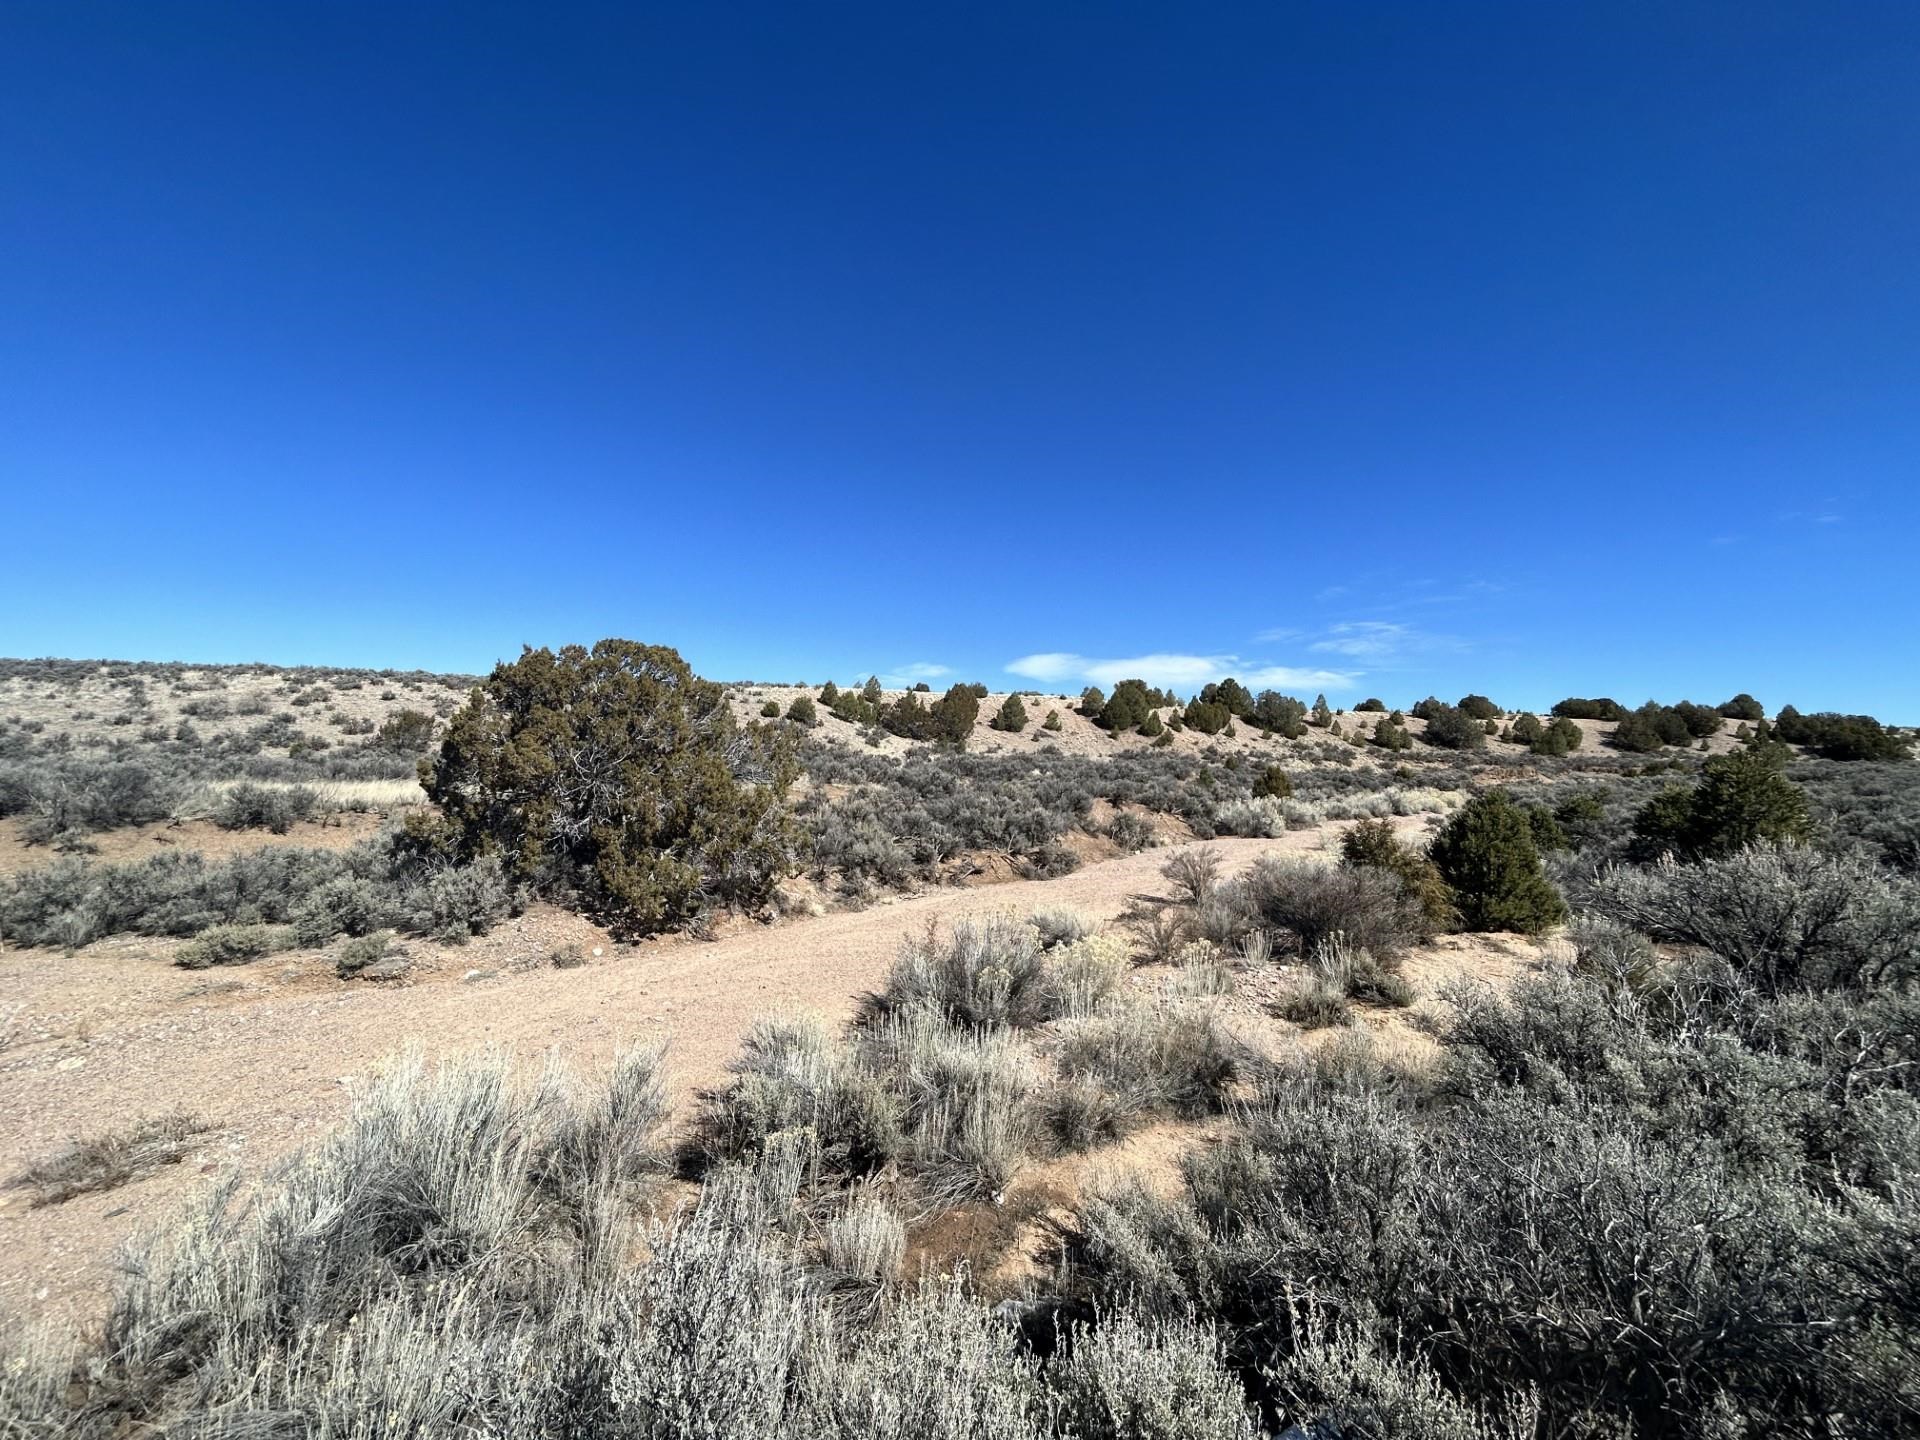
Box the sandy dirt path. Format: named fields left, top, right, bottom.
left=0, top=823, right=1456, bottom=1325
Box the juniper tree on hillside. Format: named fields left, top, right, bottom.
left=1429, top=790, right=1566, bottom=933
left=415, top=640, right=796, bottom=937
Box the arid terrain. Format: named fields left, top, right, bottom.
left=1, top=654, right=1913, bottom=1438
left=1, top=815, right=1550, bottom=1322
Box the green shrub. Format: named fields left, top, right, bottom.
left=1099, top=680, right=1157, bottom=733
left=1252, top=691, right=1307, bottom=737
left=1533, top=715, right=1583, bottom=756
left=1252, top=764, right=1292, bottom=799
left=175, top=922, right=300, bottom=969
left=1339, top=818, right=1454, bottom=935
left=1773, top=706, right=1912, bottom=761
left=1551, top=696, right=1627, bottom=721
left=1184, top=700, right=1230, bottom=736
left=991, top=694, right=1029, bottom=732
left=1371, top=717, right=1411, bottom=752
left=1717, top=692, right=1765, bottom=722
left=786, top=695, right=818, bottom=726
left=1043, top=710, right=1063, bottom=732
left=1199, top=679, right=1253, bottom=718
left=1080, top=686, right=1107, bottom=718
left=928, top=683, right=979, bottom=745
left=1139, top=710, right=1164, bottom=739
left=414, top=639, right=796, bottom=938
left=1311, top=694, right=1333, bottom=727
left=1429, top=791, right=1566, bottom=933
left=373, top=708, right=436, bottom=753
left=1671, top=700, right=1724, bottom=738
left=1630, top=747, right=1811, bottom=859
left=1508, top=713, right=1543, bottom=747
left=1610, top=705, right=1676, bottom=753
left=1456, top=694, right=1500, bottom=721
left=1421, top=705, right=1486, bottom=751
left=760, top=700, right=782, bottom=718
left=1355, top=697, right=1387, bottom=712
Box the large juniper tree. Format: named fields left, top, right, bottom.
left=415, top=640, right=795, bottom=936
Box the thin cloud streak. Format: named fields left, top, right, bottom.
left=1006, top=651, right=1356, bottom=693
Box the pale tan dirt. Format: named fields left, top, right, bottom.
left=0, top=812, right=390, bottom=876
left=0, top=818, right=1532, bottom=1326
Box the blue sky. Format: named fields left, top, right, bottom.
left=3, top=4, right=1917, bottom=717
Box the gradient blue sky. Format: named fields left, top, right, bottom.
left=3, top=4, right=1917, bottom=715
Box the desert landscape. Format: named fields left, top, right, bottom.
left=1, top=649, right=1915, bottom=1437
left=7, top=5, right=1918, bottom=1435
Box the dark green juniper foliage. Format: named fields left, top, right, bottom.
left=1184, top=699, right=1231, bottom=736
left=991, top=694, right=1029, bottom=732
left=1631, top=746, right=1812, bottom=860
left=415, top=640, right=795, bottom=937
left=1097, top=679, right=1157, bottom=733
left=1420, top=704, right=1487, bottom=752
left=1428, top=790, right=1566, bottom=933
left=1773, top=706, right=1913, bottom=761
left=1252, top=691, right=1307, bottom=738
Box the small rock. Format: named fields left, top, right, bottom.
left=360, top=957, right=413, bottom=982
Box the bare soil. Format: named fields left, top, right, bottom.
left=0, top=818, right=1550, bottom=1327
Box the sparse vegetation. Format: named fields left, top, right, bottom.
left=10, top=1111, right=212, bottom=1206
left=5, top=653, right=1919, bottom=1440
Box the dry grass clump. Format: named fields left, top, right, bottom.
left=819, top=1191, right=908, bottom=1298
left=865, top=1007, right=1040, bottom=1202
left=1039, top=931, right=1129, bottom=1019
left=1161, top=846, right=1223, bottom=906
left=1274, top=935, right=1412, bottom=1030
left=1058, top=998, right=1247, bottom=1120
left=864, top=916, right=1052, bottom=1028
left=12, top=1111, right=214, bottom=1206
left=1028, top=905, right=1091, bottom=949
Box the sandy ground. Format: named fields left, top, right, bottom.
left=0, top=818, right=1548, bottom=1327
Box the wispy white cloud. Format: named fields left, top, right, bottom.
left=1006, top=651, right=1356, bottom=693
left=883, top=661, right=952, bottom=684
left=1253, top=625, right=1303, bottom=644
left=1307, top=621, right=1463, bottom=665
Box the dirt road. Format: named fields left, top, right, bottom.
left=0, top=823, right=1436, bottom=1323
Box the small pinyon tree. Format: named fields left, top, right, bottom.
left=1429, top=790, right=1566, bottom=933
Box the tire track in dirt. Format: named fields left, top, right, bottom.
left=0, top=823, right=1415, bottom=1323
